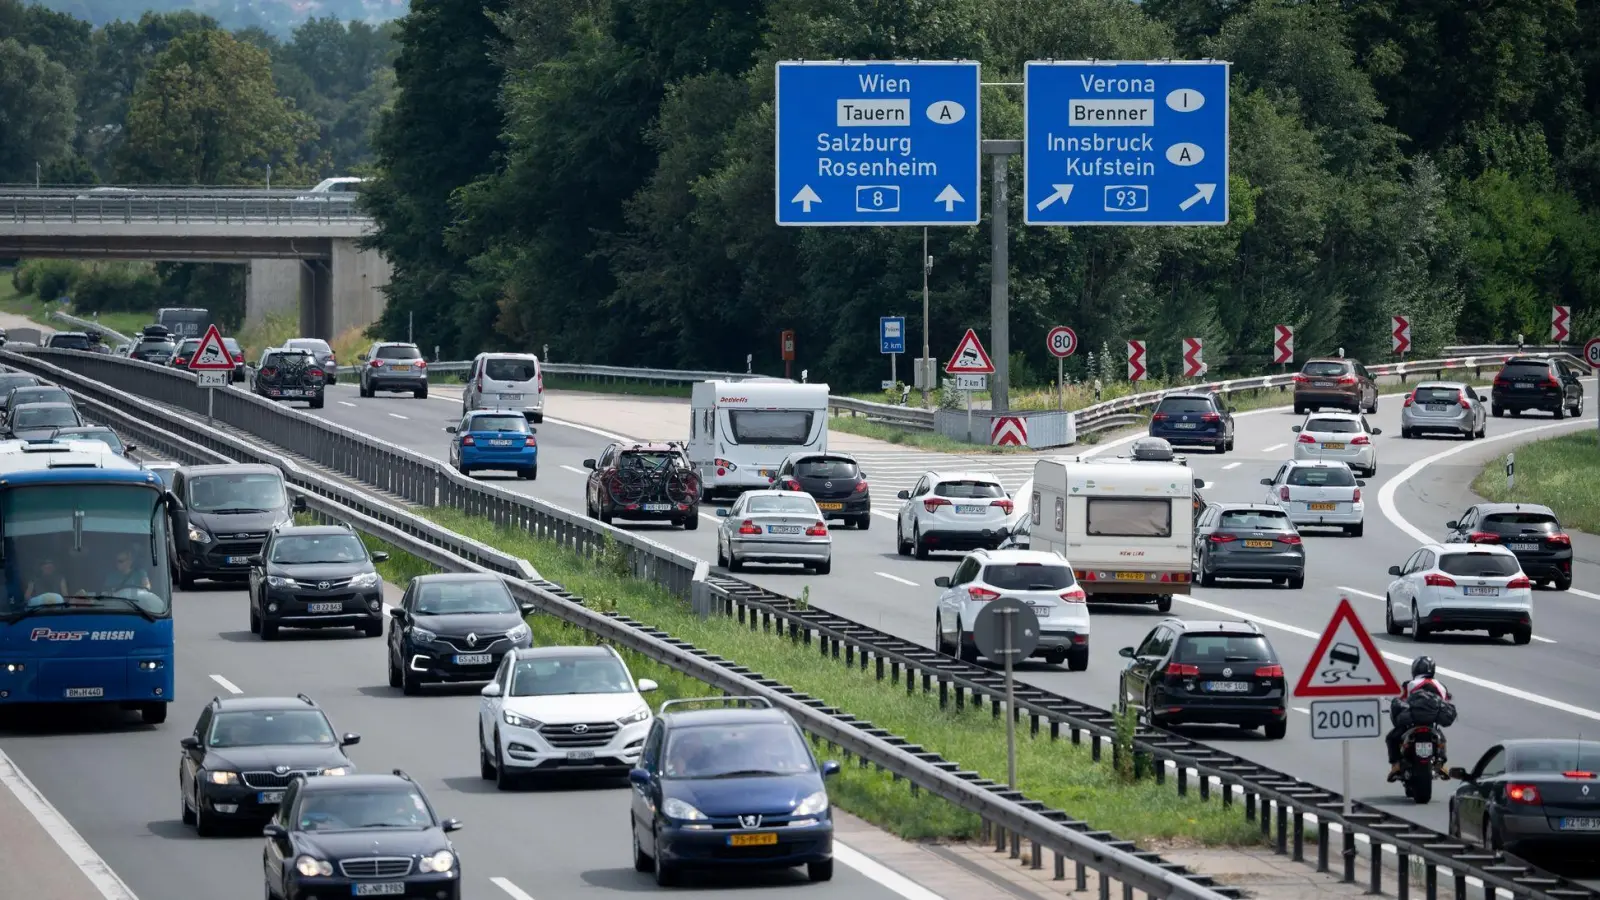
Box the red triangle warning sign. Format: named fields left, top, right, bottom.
left=1293, top=596, right=1403, bottom=698
left=187, top=324, right=236, bottom=371
left=944, top=328, right=995, bottom=374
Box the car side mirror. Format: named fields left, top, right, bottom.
left=1291, top=425, right=1301, bottom=432
left=263, top=823, right=288, bottom=840
left=126, top=444, right=137, bottom=453
left=1259, top=478, right=1273, bottom=486
left=1193, top=478, right=1204, bottom=489
left=1445, top=521, right=1458, bottom=530
left=357, top=353, right=368, bottom=362
left=441, top=818, right=463, bottom=833
left=637, top=678, right=658, bottom=692
left=445, top=425, right=457, bottom=434
left=180, top=736, right=200, bottom=750
left=518, top=602, right=536, bottom=616
left=389, top=607, right=405, bottom=619
left=1478, top=392, right=1489, bottom=401
left=481, top=682, right=503, bottom=697
left=1228, top=406, right=1237, bottom=413
left=1118, top=646, right=1135, bottom=658
left=821, top=760, right=840, bottom=777
left=371, top=551, right=389, bottom=563
left=933, top=576, right=951, bottom=587
left=1388, top=565, right=1402, bottom=576
left=291, top=496, right=308, bottom=513
left=1447, top=767, right=1472, bottom=782
left=340, top=733, right=360, bottom=747
left=1370, top=428, right=1382, bottom=435
left=582, top=458, right=596, bottom=469
left=715, top=508, right=729, bottom=517
left=897, top=489, right=910, bottom=500
left=628, top=768, right=651, bottom=787
left=246, top=555, right=263, bottom=566
left=1356, top=480, right=1367, bottom=487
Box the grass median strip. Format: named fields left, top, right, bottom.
left=345, top=507, right=1263, bottom=848
left=1471, top=431, right=1600, bottom=533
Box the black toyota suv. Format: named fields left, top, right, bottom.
left=249, top=524, right=388, bottom=640
left=179, top=694, right=360, bottom=836
left=387, top=573, right=534, bottom=694
left=129, top=325, right=178, bottom=364
left=1117, top=619, right=1287, bottom=739
left=1490, top=356, right=1586, bottom=419
left=252, top=347, right=327, bottom=408
left=262, top=771, right=463, bottom=900
left=1445, top=502, right=1574, bottom=591
left=170, top=464, right=303, bottom=588
left=773, top=451, right=872, bottom=529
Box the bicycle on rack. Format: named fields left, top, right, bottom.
left=582, top=441, right=701, bottom=530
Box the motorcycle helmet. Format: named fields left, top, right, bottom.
left=1411, top=656, right=1436, bottom=679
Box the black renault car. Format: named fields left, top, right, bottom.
left=249, top=525, right=388, bottom=639
left=1117, top=619, right=1287, bottom=739
left=170, top=464, right=304, bottom=588
left=1445, top=502, right=1574, bottom=591
left=262, top=771, right=463, bottom=900
left=1490, top=356, right=1586, bottom=418
left=1148, top=392, right=1235, bottom=453
left=179, top=694, right=360, bottom=836
left=1193, top=503, right=1306, bottom=589
left=771, top=451, right=872, bottom=529
left=386, top=573, right=534, bottom=693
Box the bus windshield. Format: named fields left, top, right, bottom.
left=1, top=484, right=171, bottom=617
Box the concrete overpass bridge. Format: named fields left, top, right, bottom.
left=0, top=187, right=390, bottom=340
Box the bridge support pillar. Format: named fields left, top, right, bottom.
left=327, top=238, right=391, bottom=341
left=300, top=259, right=332, bottom=338
left=245, top=259, right=301, bottom=328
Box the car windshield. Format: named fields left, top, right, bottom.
left=1286, top=466, right=1355, bottom=487
left=935, top=480, right=1004, bottom=499
left=63, top=429, right=122, bottom=451
left=208, top=709, right=336, bottom=747
left=296, top=788, right=432, bottom=832
left=0, top=376, right=38, bottom=394
left=1437, top=552, right=1520, bottom=577
left=223, top=339, right=241, bottom=354
left=793, top=457, right=858, bottom=478
left=147, top=466, right=178, bottom=489
left=982, top=563, right=1074, bottom=590
left=377, top=345, right=421, bottom=360
left=134, top=339, right=173, bottom=352
left=269, top=534, right=366, bottom=564
left=414, top=578, right=516, bottom=615
left=1304, top=418, right=1361, bottom=433
left=1302, top=362, right=1349, bottom=377
left=263, top=352, right=314, bottom=368
left=1414, top=386, right=1464, bottom=404
left=1482, top=512, right=1559, bottom=531
left=1509, top=741, right=1600, bottom=774
left=484, top=358, right=538, bottom=382
left=49, top=335, right=90, bottom=349
left=187, top=472, right=286, bottom=513
left=745, top=495, right=819, bottom=515
left=1175, top=634, right=1273, bottom=663
left=663, top=722, right=815, bottom=778
left=177, top=340, right=201, bottom=355
left=618, top=450, right=685, bottom=471
left=1218, top=509, right=1292, bottom=531
left=11, top=389, right=68, bottom=407
left=509, top=655, right=634, bottom=696
left=14, top=407, right=79, bottom=428
left=1500, top=363, right=1551, bottom=379
left=1157, top=397, right=1214, bottom=413
left=287, top=339, right=331, bottom=353
left=468, top=415, right=529, bottom=433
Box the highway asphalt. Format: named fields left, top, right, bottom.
left=292, top=380, right=1600, bottom=839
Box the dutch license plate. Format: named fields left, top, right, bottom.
left=954, top=504, right=985, bottom=514
left=1463, top=586, right=1499, bottom=596
left=1025, top=604, right=1051, bottom=618
left=1413, top=742, right=1434, bottom=756
left=767, top=525, right=801, bottom=534
left=500, top=393, right=523, bottom=400
left=1243, top=539, right=1273, bottom=548
left=818, top=502, right=843, bottom=511
left=642, top=503, right=671, bottom=512
left=1510, top=542, right=1537, bottom=552
left=1173, top=422, right=1197, bottom=429
left=227, top=556, right=249, bottom=565
left=308, top=602, right=342, bottom=613
left=1322, top=442, right=1345, bottom=450
left=567, top=750, right=595, bottom=760
left=729, top=832, right=779, bottom=847
left=391, top=364, right=411, bottom=371
left=258, top=791, right=285, bottom=804
left=64, top=687, right=103, bottom=698
left=1560, top=818, right=1600, bottom=831
left=1114, top=572, right=1146, bottom=581
left=489, top=439, right=514, bottom=447
left=1205, top=681, right=1250, bottom=693
left=454, top=654, right=492, bottom=665
left=1309, top=502, right=1336, bottom=511
left=352, top=884, right=405, bottom=897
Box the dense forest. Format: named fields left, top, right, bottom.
left=33, top=0, right=403, bottom=36
left=361, top=0, right=1600, bottom=387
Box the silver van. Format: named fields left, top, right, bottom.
left=463, top=352, right=544, bottom=423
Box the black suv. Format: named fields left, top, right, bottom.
left=387, top=573, right=534, bottom=694
left=1490, top=356, right=1585, bottom=418
left=252, top=347, right=327, bottom=409
left=773, top=451, right=872, bottom=529
left=179, top=694, right=360, bottom=836
left=262, top=771, right=463, bottom=900
left=1116, top=619, right=1287, bottom=739
left=1445, top=502, right=1574, bottom=591
left=130, top=325, right=178, bottom=364
left=169, top=463, right=303, bottom=588
left=1149, top=392, right=1235, bottom=452
left=248, top=524, right=388, bottom=639
left=45, top=331, right=92, bottom=350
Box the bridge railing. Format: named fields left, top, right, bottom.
left=0, top=189, right=372, bottom=224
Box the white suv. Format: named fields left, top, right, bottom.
left=895, top=471, right=1013, bottom=558
left=478, top=645, right=657, bottom=789
left=464, top=352, right=544, bottom=423
left=933, top=549, right=1090, bottom=670
left=1261, top=459, right=1366, bottom=536
left=1383, top=543, right=1534, bottom=644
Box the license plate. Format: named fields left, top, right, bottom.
left=1515, top=383, right=1532, bottom=389
left=454, top=654, right=492, bottom=665
left=1425, top=404, right=1449, bottom=412
left=1560, top=818, right=1600, bottom=831
left=759, top=470, right=771, bottom=477
left=767, top=525, right=801, bottom=534
left=488, top=439, right=513, bottom=447
left=282, top=390, right=305, bottom=397
left=1114, top=572, right=1146, bottom=581
left=308, top=602, right=342, bottom=613
left=258, top=791, right=285, bottom=804
left=729, top=832, right=779, bottom=847
left=1172, top=422, right=1197, bottom=429
left=1463, top=586, right=1500, bottom=596
left=226, top=556, right=249, bottom=565
left=1510, top=542, right=1537, bottom=552
left=1315, top=381, right=1333, bottom=387
left=567, top=750, right=595, bottom=760
left=1025, top=604, right=1051, bottom=618
left=352, top=884, right=405, bottom=897
left=1322, top=442, right=1345, bottom=450
left=391, top=365, right=411, bottom=371
left=954, top=504, right=986, bottom=514
left=64, top=687, right=102, bottom=698
left=1204, top=681, right=1250, bottom=693
left=1243, top=539, right=1273, bottom=548
left=1413, top=742, right=1434, bottom=757
left=1308, top=502, right=1336, bottom=511
left=500, top=393, right=523, bottom=400
left=817, top=502, right=843, bottom=510
left=642, top=503, right=671, bottom=512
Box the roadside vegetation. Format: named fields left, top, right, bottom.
left=1473, top=432, right=1600, bottom=534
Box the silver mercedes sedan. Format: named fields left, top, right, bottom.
left=715, top=489, right=833, bottom=575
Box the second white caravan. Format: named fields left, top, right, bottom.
left=688, top=380, right=829, bottom=499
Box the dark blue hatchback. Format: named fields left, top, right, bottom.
left=629, top=698, right=839, bottom=886
left=1149, top=392, right=1235, bottom=453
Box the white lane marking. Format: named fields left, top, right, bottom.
left=558, top=465, right=587, bottom=475
left=1292, top=707, right=1309, bottom=715
left=1222, top=462, right=1241, bottom=470
left=209, top=674, right=243, bottom=694
left=833, top=841, right=948, bottom=900
left=338, top=401, right=356, bottom=408
left=490, top=878, right=537, bottom=900
left=1262, top=443, right=1286, bottom=453
left=1178, top=593, right=1600, bottom=722
left=388, top=413, right=408, bottom=420
left=877, top=572, right=918, bottom=587
left=1336, top=585, right=1557, bottom=643
left=0, top=750, right=140, bottom=899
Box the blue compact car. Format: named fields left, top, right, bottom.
left=447, top=411, right=537, bottom=479
left=629, top=698, right=839, bottom=886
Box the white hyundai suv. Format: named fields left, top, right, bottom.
left=478, top=645, right=657, bottom=789
left=895, top=470, right=1013, bottom=558
left=933, top=549, right=1090, bottom=670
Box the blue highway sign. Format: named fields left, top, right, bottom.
left=880, top=316, right=906, bottom=354
left=776, top=61, right=981, bottom=226
left=1024, top=60, right=1229, bottom=226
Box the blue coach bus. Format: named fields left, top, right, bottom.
left=0, top=440, right=181, bottom=724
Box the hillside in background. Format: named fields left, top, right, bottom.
left=31, top=0, right=403, bottom=34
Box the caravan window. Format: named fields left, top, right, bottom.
left=726, top=410, right=813, bottom=444
left=1086, top=498, right=1172, bottom=538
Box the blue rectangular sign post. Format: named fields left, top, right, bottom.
left=880, top=316, right=906, bottom=354
left=1024, top=60, right=1229, bottom=226
left=775, top=61, right=981, bottom=226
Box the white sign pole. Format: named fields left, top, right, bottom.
left=207, top=387, right=214, bottom=425
left=1057, top=356, right=1064, bottom=411
left=1506, top=452, right=1515, bottom=493
left=1342, top=740, right=1352, bottom=817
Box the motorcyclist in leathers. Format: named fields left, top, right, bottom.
left=1387, top=656, right=1452, bottom=780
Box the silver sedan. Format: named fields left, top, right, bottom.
left=1400, top=382, right=1488, bottom=439
left=715, top=489, right=833, bottom=574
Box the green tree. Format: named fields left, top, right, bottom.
left=0, top=38, right=77, bottom=182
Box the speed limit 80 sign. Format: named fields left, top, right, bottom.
left=1047, top=326, right=1078, bottom=359
left=1585, top=336, right=1600, bottom=370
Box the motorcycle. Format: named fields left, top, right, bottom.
left=1397, top=725, right=1450, bottom=803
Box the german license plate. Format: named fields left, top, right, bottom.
left=352, top=884, right=405, bottom=897
left=1315, top=381, right=1333, bottom=387
left=1114, top=572, right=1146, bottom=581
left=1025, top=603, right=1050, bottom=618
left=283, top=389, right=305, bottom=397
left=1309, top=502, right=1336, bottom=511
left=1243, top=539, right=1273, bottom=548
left=767, top=525, right=800, bottom=534
left=226, top=556, right=249, bottom=565
left=489, top=439, right=513, bottom=447
left=1173, top=422, right=1197, bottom=429
left=258, top=791, right=285, bottom=804
left=955, top=504, right=985, bottom=514
left=1205, top=681, right=1250, bottom=693
left=1560, top=818, right=1600, bottom=831
left=642, top=503, right=670, bottom=512
left=454, top=654, right=492, bottom=665
left=1510, top=542, right=1537, bottom=552
left=1426, top=404, right=1448, bottom=412
left=308, top=602, right=342, bottom=613
left=64, top=687, right=102, bottom=698
left=391, top=365, right=411, bottom=371
left=500, top=393, right=522, bottom=401
left=729, top=832, right=779, bottom=847
left=1515, top=383, right=1532, bottom=389
left=1463, top=586, right=1499, bottom=596
left=567, top=750, right=595, bottom=760
left=818, top=502, right=843, bottom=510
left=1413, top=742, right=1434, bottom=756
left=1322, top=442, right=1345, bottom=450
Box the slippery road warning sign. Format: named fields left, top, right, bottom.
left=187, top=325, right=235, bottom=371
left=1293, top=595, right=1402, bottom=699
left=944, top=329, right=995, bottom=374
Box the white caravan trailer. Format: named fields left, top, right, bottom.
left=1030, top=456, right=1199, bottom=612
left=688, top=380, right=829, bottom=498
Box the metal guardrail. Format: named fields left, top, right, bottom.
left=48, top=310, right=131, bottom=347
left=15, top=352, right=1241, bottom=900
left=14, top=345, right=1598, bottom=900
left=0, top=190, right=371, bottom=224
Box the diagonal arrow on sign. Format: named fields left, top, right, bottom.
left=1126, top=340, right=1147, bottom=382
left=1272, top=325, right=1294, bottom=365
left=1391, top=315, right=1411, bottom=355
left=1179, top=183, right=1217, bottom=211
left=1034, top=184, right=1073, bottom=211
left=1181, top=337, right=1205, bottom=378
left=1552, top=305, right=1571, bottom=343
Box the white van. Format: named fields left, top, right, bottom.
left=463, top=352, right=544, bottom=423
left=1030, top=456, right=1199, bottom=612
left=688, top=380, right=829, bottom=499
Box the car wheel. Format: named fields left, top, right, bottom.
left=715, top=537, right=728, bottom=568
left=1574, top=395, right=1584, bottom=416
left=359, top=384, right=372, bottom=398
left=1512, top=624, right=1533, bottom=645
left=178, top=564, right=196, bottom=591
left=935, top=614, right=950, bottom=655
left=1066, top=646, right=1089, bottom=672
left=1287, top=574, right=1305, bottom=590
left=249, top=606, right=261, bottom=634
left=1554, top=403, right=1566, bottom=420
left=683, top=513, right=699, bottom=531
left=1555, top=573, right=1572, bottom=591
left=1411, top=602, right=1428, bottom=641
left=854, top=514, right=872, bottom=531
left=401, top=661, right=422, bottom=696
left=652, top=832, right=679, bottom=886
left=361, top=618, right=382, bottom=638
left=181, top=780, right=196, bottom=825
left=1385, top=597, right=1402, bottom=636
left=415, top=386, right=428, bottom=400
left=517, top=466, right=537, bottom=480
left=494, top=735, right=516, bottom=791
left=1400, top=427, right=1413, bottom=439
left=1263, top=719, right=1288, bottom=740
left=895, top=521, right=911, bottom=556
left=913, top=523, right=929, bottom=560
left=1293, top=404, right=1305, bottom=416
left=309, top=396, right=324, bottom=410
left=1199, top=556, right=1217, bottom=587
left=808, top=859, right=834, bottom=882
left=388, top=649, right=401, bottom=688
left=598, top=504, right=612, bottom=525
left=1348, top=522, right=1365, bottom=537
left=260, top=620, right=278, bottom=641
left=813, top=559, right=832, bottom=575
left=480, top=730, right=496, bottom=780
left=1483, top=818, right=1502, bottom=852
left=632, top=826, right=653, bottom=873
left=194, top=782, right=217, bottom=836
left=956, top=618, right=979, bottom=663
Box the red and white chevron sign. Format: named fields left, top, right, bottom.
left=1271, top=325, right=1293, bottom=365
left=1181, top=337, right=1205, bottom=378
left=990, top=416, right=1027, bottom=447
left=1391, top=315, right=1411, bottom=355
left=1552, top=305, right=1571, bottom=342
left=1126, top=340, right=1147, bottom=381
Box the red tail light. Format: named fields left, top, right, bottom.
left=1507, top=575, right=1532, bottom=590
left=1337, top=374, right=1357, bottom=385
left=1292, top=374, right=1309, bottom=384
left=1165, top=663, right=1200, bottom=679
left=1200, top=413, right=1221, bottom=422
left=1279, top=486, right=1290, bottom=501
left=1544, top=375, right=1561, bottom=389
left=370, top=359, right=383, bottom=367
left=967, top=586, right=1001, bottom=602
left=1507, top=783, right=1542, bottom=805
left=737, top=520, right=761, bottom=535
left=1059, top=587, right=1086, bottom=602
left=260, top=367, right=277, bottom=377
left=1494, top=376, right=1511, bottom=387
left=1468, top=531, right=1500, bottom=543
left=1548, top=533, right=1571, bottom=546
left=1297, top=434, right=1316, bottom=443
left=309, top=369, right=324, bottom=379
left=523, top=435, right=536, bottom=446
left=1255, top=665, right=1284, bottom=678
left=416, top=359, right=426, bottom=368
left=1423, top=573, right=1456, bottom=587
left=1151, top=413, right=1168, bottom=422
left=854, top=481, right=868, bottom=492
left=460, top=435, right=475, bottom=445
left=1208, top=533, right=1237, bottom=543
left=1350, top=435, right=1370, bottom=445
left=991, top=499, right=1013, bottom=514
left=1563, top=771, right=1596, bottom=779
left=1458, top=392, right=1471, bottom=409
left=805, top=522, right=828, bottom=536
left=1352, top=488, right=1361, bottom=502
left=924, top=497, right=951, bottom=513
left=1403, top=391, right=1416, bottom=408
left=1277, top=534, right=1302, bottom=544
left=174, top=357, right=188, bottom=366
left=537, top=371, right=544, bottom=394
left=779, top=478, right=800, bottom=491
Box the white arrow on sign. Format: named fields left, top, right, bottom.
left=1034, top=184, right=1073, bottom=212
left=1179, top=183, right=1217, bottom=211
left=790, top=185, right=822, bottom=212
left=935, top=184, right=965, bottom=212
